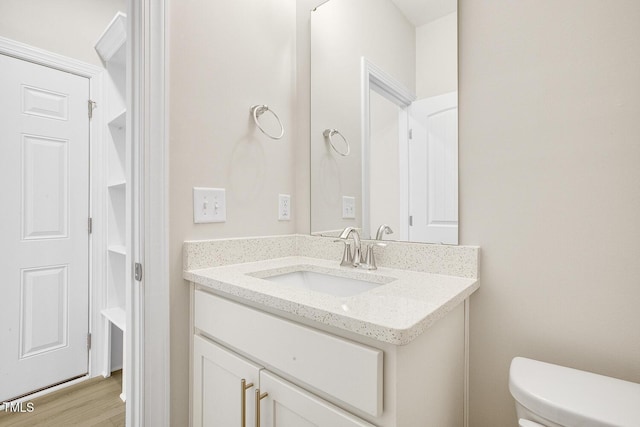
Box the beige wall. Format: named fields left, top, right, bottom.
left=459, top=1, right=640, bottom=426
left=0, top=0, right=126, bottom=67
left=416, top=11, right=457, bottom=99
left=168, top=0, right=297, bottom=424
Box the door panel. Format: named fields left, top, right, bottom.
left=22, top=134, right=69, bottom=239
left=22, top=85, right=69, bottom=120
left=20, top=265, right=69, bottom=358
left=0, top=53, right=90, bottom=401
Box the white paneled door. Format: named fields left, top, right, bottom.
left=0, top=54, right=90, bottom=401
left=408, top=92, right=458, bottom=245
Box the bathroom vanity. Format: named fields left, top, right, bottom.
left=184, top=235, right=479, bottom=427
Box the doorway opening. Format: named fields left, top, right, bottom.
left=1, top=1, right=169, bottom=425
left=0, top=1, right=131, bottom=421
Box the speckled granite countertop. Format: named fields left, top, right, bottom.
left=184, top=256, right=479, bottom=345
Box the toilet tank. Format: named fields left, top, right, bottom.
left=509, top=357, right=640, bottom=427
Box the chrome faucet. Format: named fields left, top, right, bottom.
left=336, top=227, right=362, bottom=267
left=375, top=224, right=394, bottom=240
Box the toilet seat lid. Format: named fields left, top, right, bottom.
left=509, top=357, right=640, bottom=427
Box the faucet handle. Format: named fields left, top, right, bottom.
left=362, top=242, right=386, bottom=270
left=334, top=239, right=354, bottom=266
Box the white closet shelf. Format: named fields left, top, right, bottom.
left=108, top=109, right=127, bottom=130
left=98, top=10, right=128, bottom=401
left=108, top=245, right=127, bottom=255
left=108, top=180, right=126, bottom=189
left=95, top=12, right=127, bottom=64
left=101, top=307, right=126, bottom=332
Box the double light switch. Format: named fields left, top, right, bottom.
left=193, top=187, right=226, bottom=223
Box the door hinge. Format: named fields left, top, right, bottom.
left=134, top=262, right=143, bottom=282
left=88, top=217, right=93, bottom=234
left=87, top=333, right=92, bottom=350
left=409, top=129, right=413, bottom=139
left=88, top=100, right=97, bottom=120
left=409, top=215, right=413, bottom=226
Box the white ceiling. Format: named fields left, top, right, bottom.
left=390, top=0, right=457, bottom=27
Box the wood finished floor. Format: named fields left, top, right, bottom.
left=0, top=371, right=125, bottom=427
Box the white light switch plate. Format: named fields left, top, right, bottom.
left=193, top=187, right=226, bottom=223
left=278, top=194, right=291, bottom=221
left=342, top=196, right=355, bottom=219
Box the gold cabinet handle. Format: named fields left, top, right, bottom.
left=255, top=389, right=268, bottom=427
left=240, top=379, right=254, bottom=427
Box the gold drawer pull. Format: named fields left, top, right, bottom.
left=241, top=379, right=254, bottom=427
left=255, top=389, right=268, bottom=427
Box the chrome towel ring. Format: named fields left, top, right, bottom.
left=323, top=129, right=350, bottom=156
left=250, top=105, right=284, bottom=140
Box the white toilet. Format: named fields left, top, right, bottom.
left=509, top=357, right=640, bottom=427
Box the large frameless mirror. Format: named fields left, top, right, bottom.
left=310, top=0, right=458, bottom=244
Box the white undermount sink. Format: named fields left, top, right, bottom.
left=263, top=270, right=386, bottom=297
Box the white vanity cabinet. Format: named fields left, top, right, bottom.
left=191, top=287, right=467, bottom=427
left=193, top=328, right=374, bottom=427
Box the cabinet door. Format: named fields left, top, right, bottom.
left=258, top=371, right=374, bottom=427
left=193, top=335, right=262, bottom=427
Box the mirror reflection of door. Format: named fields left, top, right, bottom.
left=408, top=92, right=458, bottom=244
left=368, top=85, right=458, bottom=245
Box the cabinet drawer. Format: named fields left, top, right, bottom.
left=195, top=290, right=383, bottom=417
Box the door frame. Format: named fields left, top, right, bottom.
left=129, top=1, right=170, bottom=426
left=0, top=36, right=108, bottom=393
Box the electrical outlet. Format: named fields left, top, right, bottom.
left=342, top=196, right=355, bottom=219
left=193, top=187, right=226, bottom=223
left=278, top=194, right=291, bottom=221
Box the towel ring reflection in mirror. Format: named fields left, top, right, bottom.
left=250, top=104, right=284, bottom=140
left=323, top=129, right=350, bottom=156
